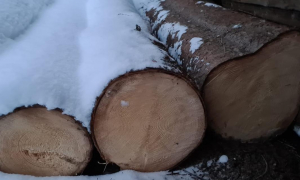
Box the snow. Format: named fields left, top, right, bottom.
left=0, top=0, right=53, bottom=52
left=294, top=126, right=300, bottom=137
left=207, top=160, right=213, bottom=167
left=134, top=0, right=188, bottom=67
left=0, top=171, right=188, bottom=180
left=121, top=100, right=130, bottom=107
left=204, top=2, right=221, bottom=8
left=157, top=23, right=188, bottom=44
left=218, top=155, right=229, bottom=163
left=196, top=1, right=221, bottom=8
left=189, top=37, right=203, bottom=54
left=0, top=0, right=167, bottom=128
left=232, top=24, right=242, bottom=29
left=196, top=1, right=204, bottom=5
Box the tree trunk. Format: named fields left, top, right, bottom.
left=91, top=69, right=206, bottom=172
left=222, top=0, right=300, bottom=28
left=138, top=0, right=300, bottom=141
left=0, top=106, right=93, bottom=176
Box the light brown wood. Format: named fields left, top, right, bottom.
left=92, top=70, right=206, bottom=172
left=142, top=0, right=300, bottom=141
left=203, top=32, right=300, bottom=141
left=0, top=106, right=93, bottom=176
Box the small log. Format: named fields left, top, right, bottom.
left=222, top=0, right=300, bottom=28
left=92, top=69, right=206, bottom=172
left=0, top=106, right=93, bottom=176
left=139, top=0, right=300, bottom=140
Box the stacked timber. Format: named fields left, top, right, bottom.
left=140, top=0, right=300, bottom=141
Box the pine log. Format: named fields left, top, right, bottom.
left=0, top=106, right=93, bottom=176
left=222, top=0, right=300, bottom=28
left=140, top=0, right=300, bottom=141
left=92, top=69, right=206, bottom=172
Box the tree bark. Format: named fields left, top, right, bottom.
left=0, top=106, right=93, bottom=176
left=222, top=0, right=300, bottom=28
left=139, top=0, right=300, bottom=141
left=91, top=69, right=206, bottom=172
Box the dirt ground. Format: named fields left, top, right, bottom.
left=83, top=126, right=300, bottom=180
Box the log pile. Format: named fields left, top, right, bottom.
left=143, top=0, right=300, bottom=141
left=0, top=0, right=300, bottom=176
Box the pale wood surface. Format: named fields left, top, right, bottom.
left=92, top=71, right=206, bottom=172
left=203, top=32, right=300, bottom=141
left=0, top=107, right=93, bottom=176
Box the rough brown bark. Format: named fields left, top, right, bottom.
left=222, top=0, right=300, bottom=28
left=142, top=0, right=300, bottom=141
left=0, top=106, right=93, bottom=176
left=91, top=69, right=206, bottom=172
left=229, top=0, right=300, bottom=11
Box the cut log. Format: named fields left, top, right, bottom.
left=92, top=70, right=206, bottom=172
left=0, top=106, right=93, bottom=176
left=222, top=0, right=300, bottom=28
left=139, top=0, right=300, bottom=141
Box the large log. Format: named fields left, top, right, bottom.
left=0, top=106, right=93, bottom=176
left=137, top=0, right=300, bottom=141
left=227, top=0, right=300, bottom=11
left=221, top=0, right=300, bottom=28
left=92, top=69, right=206, bottom=172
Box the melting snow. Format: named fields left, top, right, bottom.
left=121, top=100, right=129, bottom=107
left=189, top=37, right=203, bottom=54
left=196, top=1, right=221, bottom=8
left=218, top=155, right=229, bottom=163
left=294, top=126, right=300, bottom=137
left=232, top=24, right=242, bottom=29
left=204, top=2, right=221, bottom=8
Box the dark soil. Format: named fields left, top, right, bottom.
left=83, top=127, right=300, bottom=180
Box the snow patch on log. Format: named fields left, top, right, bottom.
left=157, top=23, right=187, bottom=44
left=294, top=126, right=300, bottom=137
left=196, top=1, right=222, bottom=8
left=232, top=24, right=242, bottom=29
left=168, top=41, right=183, bottom=65
left=121, top=100, right=129, bottom=107
left=190, top=37, right=203, bottom=54
left=218, top=155, right=229, bottom=163
left=153, top=10, right=169, bottom=29
left=133, top=0, right=188, bottom=66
